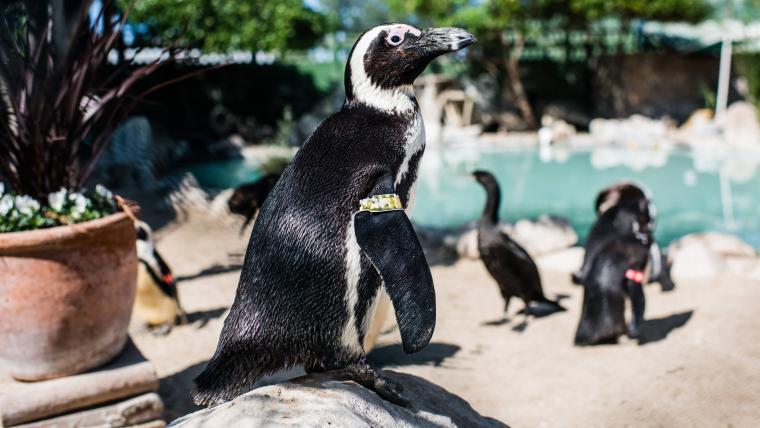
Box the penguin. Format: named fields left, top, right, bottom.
left=472, top=170, right=564, bottom=321
left=192, top=24, right=476, bottom=406
left=574, top=198, right=653, bottom=345
left=572, top=182, right=675, bottom=292
left=134, top=220, right=187, bottom=331
left=228, top=173, right=281, bottom=233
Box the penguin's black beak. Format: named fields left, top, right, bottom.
left=412, top=27, right=476, bottom=56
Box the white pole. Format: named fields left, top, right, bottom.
left=716, top=36, right=733, bottom=119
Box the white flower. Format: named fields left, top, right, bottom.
left=0, top=194, right=12, bottom=216
left=15, top=195, right=40, bottom=216
left=47, top=188, right=67, bottom=212
left=68, top=193, right=89, bottom=219
left=95, top=184, right=113, bottom=200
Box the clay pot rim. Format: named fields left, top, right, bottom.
left=0, top=212, right=133, bottom=249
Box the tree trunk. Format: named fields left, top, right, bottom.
left=503, top=32, right=536, bottom=129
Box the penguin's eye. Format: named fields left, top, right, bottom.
left=385, top=29, right=406, bottom=46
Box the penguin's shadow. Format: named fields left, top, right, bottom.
left=481, top=294, right=570, bottom=328
left=367, top=343, right=460, bottom=368
left=637, top=310, right=693, bottom=345
left=176, top=263, right=243, bottom=282
left=186, top=307, right=228, bottom=328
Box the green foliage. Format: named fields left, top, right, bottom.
left=735, top=53, right=760, bottom=114
left=0, top=184, right=117, bottom=233
left=124, top=0, right=331, bottom=52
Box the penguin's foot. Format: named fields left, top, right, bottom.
left=334, top=363, right=409, bottom=407
left=150, top=322, right=173, bottom=336
left=627, top=322, right=642, bottom=339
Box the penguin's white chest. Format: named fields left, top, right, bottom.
left=340, top=110, right=426, bottom=355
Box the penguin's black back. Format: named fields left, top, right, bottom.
left=193, top=104, right=419, bottom=405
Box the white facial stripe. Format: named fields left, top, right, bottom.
left=348, top=24, right=419, bottom=113
left=395, top=110, right=424, bottom=191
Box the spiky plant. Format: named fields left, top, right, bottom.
left=0, top=0, right=179, bottom=201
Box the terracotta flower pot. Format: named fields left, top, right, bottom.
left=0, top=212, right=137, bottom=381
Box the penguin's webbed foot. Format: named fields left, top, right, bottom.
left=335, top=362, right=409, bottom=407
left=150, top=322, right=173, bottom=336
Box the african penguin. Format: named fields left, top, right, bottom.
left=134, top=220, right=187, bottom=331
left=193, top=24, right=476, bottom=406
left=472, top=170, right=564, bottom=323
left=574, top=198, right=653, bottom=345
left=573, top=181, right=674, bottom=292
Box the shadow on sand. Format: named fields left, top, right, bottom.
left=368, top=342, right=461, bottom=368
left=186, top=307, right=228, bottom=327
left=176, top=263, right=243, bottom=282
left=481, top=294, right=570, bottom=329
left=638, top=310, right=693, bottom=345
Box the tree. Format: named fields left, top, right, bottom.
left=394, top=0, right=711, bottom=128
left=122, top=0, right=330, bottom=52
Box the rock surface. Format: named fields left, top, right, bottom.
left=443, top=215, right=578, bottom=260
left=668, top=232, right=758, bottom=279
left=169, top=370, right=506, bottom=428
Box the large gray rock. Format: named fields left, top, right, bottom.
left=169, top=371, right=506, bottom=428
left=668, top=232, right=758, bottom=279
left=445, top=216, right=578, bottom=260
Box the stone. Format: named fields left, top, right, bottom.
left=169, top=371, right=506, bottom=428
left=536, top=247, right=585, bottom=274
left=511, top=215, right=578, bottom=256
left=12, top=393, right=163, bottom=428
left=0, top=341, right=159, bottom=426
left=668, top=232, right=757, bottom=279
left=716, top=101, right=760, bottom=149
left=445, top=216, right=577, bottom=260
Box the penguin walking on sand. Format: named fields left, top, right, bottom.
left=472, top=170, right=564, bottom=321
left=134, top=220, right=187, bottom=332
left=192, top=24, right=476, bottom=406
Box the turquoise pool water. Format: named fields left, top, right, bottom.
left=179, top=146, right=760, bottom=247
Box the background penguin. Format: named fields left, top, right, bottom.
left=228, top=173, right=281, bottom=233
left=472, top=170, right=564, bottom=322
left=573, top=181, right=675, bottom=292
left=574, top=198, right=653, bottom=345
left=134, top=220, right=187, bottom=332
left=192, top=24, right=476, bottom=406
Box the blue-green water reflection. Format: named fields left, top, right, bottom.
left=180, top=146, right=760, bottom=247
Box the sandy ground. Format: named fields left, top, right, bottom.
left=131, top=214, right=760, bottom=427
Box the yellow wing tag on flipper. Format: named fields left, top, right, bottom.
left=358, top=194, right=404, bottom=213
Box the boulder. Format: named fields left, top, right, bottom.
left=445, top=216, right=578, bottom=260
left=169, top=371, right=506, bottom=428
left=668, top=232, right=757, bottom=279
left=511, top=216, right=578, bottom=256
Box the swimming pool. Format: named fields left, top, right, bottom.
left=180, top=144, right=760, bottom=247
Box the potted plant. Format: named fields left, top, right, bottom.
left=0, top=1, right=176, bottom=380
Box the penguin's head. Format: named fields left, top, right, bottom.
left=472, top=170, right=498, bottom=189
left=135, top=220, right=156, bottom=262
left=345, top=24, right=476, bottom=113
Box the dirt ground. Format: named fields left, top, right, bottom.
left=131, top=214, right=760, bottom=427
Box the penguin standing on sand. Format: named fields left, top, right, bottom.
left=472, top=170, right=564, bottom=321
left=574, top=198, right=653, bottom=345
left=134, top=221, right=187, bottom=331
left=193, top=24, right=476, bottom=406
left=572, top=182, right=675, bottom=292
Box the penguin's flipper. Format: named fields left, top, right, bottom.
left=354, top=174, right=435, bottom=354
